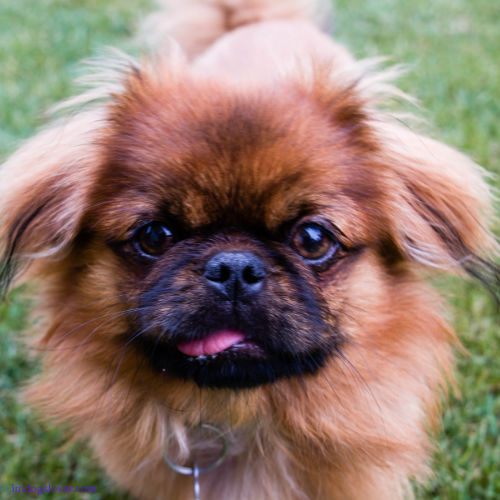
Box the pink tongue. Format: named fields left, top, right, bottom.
left=178, top=330, right=246, bottom=357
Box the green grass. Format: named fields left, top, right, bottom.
left=0, top=0, right=499, bottom=498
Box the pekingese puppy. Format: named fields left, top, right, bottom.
left=1, top=0, right=498, bottom=499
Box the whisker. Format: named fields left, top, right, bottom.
left=321, top=334, right=388, bottom=434
left=120, top=348, right=145, bottom=418
left=107, top=343, right=130, bottom=427
left=64, top=292, right=140, bottom=314
left=113, top=322, right=197, bottom=413
left=308, top=353, right=348, bottom=415
left=38, top=307, right=152, bottom=353
left=106, top=319, right=162, bottom=371
left=325, top=304, right=380, bottom=356
left=327, top=323, right=378, bottom=388
left=272, top=384, right=296, bottom=410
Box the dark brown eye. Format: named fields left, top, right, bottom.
left=136, top=223, right=172, bottom=257
left=292, top=223, right=337, bottom=261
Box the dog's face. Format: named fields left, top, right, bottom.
left=96, top=90, right=361, bottom=388
left=0, top=63, right=494, bottom=400
left=91, top=75, right=385, bottom=389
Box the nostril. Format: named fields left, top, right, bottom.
left=206, top=263, right=232, bottom=283
left=219, top=264, right=231, bottom=283
left=242, top=265, right=265, bottom=284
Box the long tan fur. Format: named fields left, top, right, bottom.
left=0, top=1, right=497, bottom=500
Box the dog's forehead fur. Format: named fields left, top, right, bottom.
left=92, top=69, right=388, bottom=242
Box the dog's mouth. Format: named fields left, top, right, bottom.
left=177, top=329, right=263, bottom=359
left=139, top=326, right=329, bottom=389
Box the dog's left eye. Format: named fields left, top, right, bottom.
left=292, top=223, right=338, bottom=262
left=135, top=223, right=172, bottom=257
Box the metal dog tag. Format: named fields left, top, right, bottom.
left=163, top=424, right=228, bottom=500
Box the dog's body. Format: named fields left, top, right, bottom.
left=0, top=1, right=497, bottom=499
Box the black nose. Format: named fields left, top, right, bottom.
left=204, top=252, right=266, bottom=300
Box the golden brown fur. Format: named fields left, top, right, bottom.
left=0, top=1, right=498, bottom=499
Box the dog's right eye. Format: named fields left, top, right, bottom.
left=135, top=223, right=172, bottom=257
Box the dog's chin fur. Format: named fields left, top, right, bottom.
left=1, top=1, right=498, bottom=499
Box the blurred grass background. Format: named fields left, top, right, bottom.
left=0, top=0, right=499, bottom=498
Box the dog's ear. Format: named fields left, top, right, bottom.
left=382, top=123, right=499, bottom=289
left=0, top=112, right=102, bottom=296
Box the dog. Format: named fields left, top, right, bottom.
left=0, top=0, right=498, bottom=498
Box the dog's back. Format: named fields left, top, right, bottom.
left=144, top=0, right=354, bottom=81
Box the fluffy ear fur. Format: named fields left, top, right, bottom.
left=381, top=122, right=499, bottom=288
left=0, top=111, right=103, bottom=295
